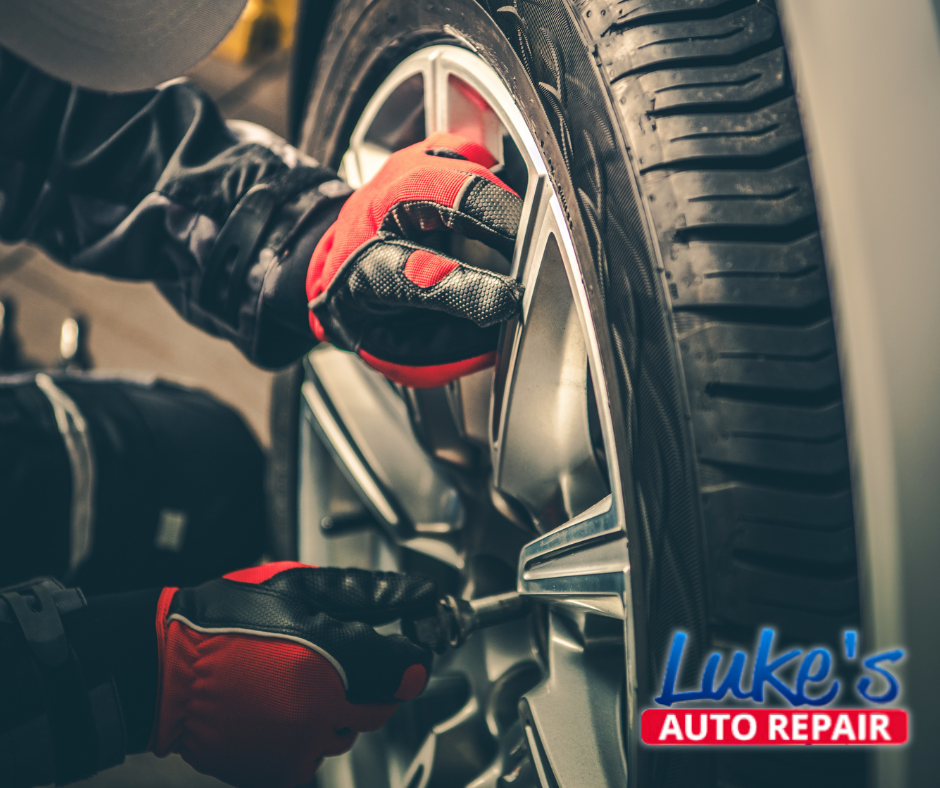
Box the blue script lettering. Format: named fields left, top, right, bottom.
left=700, top=649, right=750, bottom=702
left=750, top=628, right=802, bottom=704
left=857, top=649, right=904, bottom=703
left=655, top=629, right=841, bottom=707
left=655, top=632, right=718, bottom=705
left=795, top=648, right=840, bottom=706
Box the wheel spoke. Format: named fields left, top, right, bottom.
left=438, top=68, right=505, bottom=162
left=300, top=348, right=465, bottom=544
left=520, top=611, right=628, bottom=788
left=491, top=194, right=611, bottom=532
left=517, top=496, right=627, bottom=604
left=398, top=696, right=494, bottom=788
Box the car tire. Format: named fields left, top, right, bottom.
left=280, top=1, right=865, bottom=785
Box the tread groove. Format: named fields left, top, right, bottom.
left=737, top=516, right=855, bottom=534
left=698, top=460, right=851, bottom=493
left=610, top=38, right=784, bottom=79
left=675, top=302, right=833, bottom=325
left=640, top=141, right=808, bottom=175
left=649, top=87, right=793, bottom=117
left=704, top=383, right=843, bottom=408
left=688, top=186, right=799, bottom=202
left=717, top=349, right=835, bottom=362
left=731, top=549, right=859, bottom=582
left=653, top=74, right=762, bottom=92
left=637, top=28, right=748, bottom=48
left=612, top=0, right=756, bottom=30
left=668, top=123, right=781, bottom=141
left=675, top=214, right=818, bottom=243
left=702, top=266, right=821, bottom=280
left=725, top=431, right=844, bottom=446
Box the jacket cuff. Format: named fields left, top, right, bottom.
left=0, top=579, right=148, bottom=786
left=70, top=588, right=163, bottom=755
left=253, top=191, right=348, bottom=369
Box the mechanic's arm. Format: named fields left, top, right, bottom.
left=0, top=565, right=436, bottom=788
left=0, top=45, right=343, bottom=368
left=0, top=47, right=524, bottom=381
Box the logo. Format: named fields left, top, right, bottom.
left=641, top=629, right=909, bottom=746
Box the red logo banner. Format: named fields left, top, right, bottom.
left=641, top=709, right=909, bottom=746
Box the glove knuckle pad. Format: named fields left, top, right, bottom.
left=457, top=177, right=523, bottom=241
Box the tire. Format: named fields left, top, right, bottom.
left=290, top=1, right=863, bottom=785
left=595, top=0, right=860, bottom=644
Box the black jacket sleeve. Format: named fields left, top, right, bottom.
left=0, top=47, right=350, bottom=368
left=0, top=579, right=160, bottom=786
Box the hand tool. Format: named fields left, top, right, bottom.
left=406, top=591, right=531, bottom=654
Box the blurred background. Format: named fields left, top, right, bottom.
left=0, top=2, right=301, bottom=784
left=0, top=0, right=299, bottom=447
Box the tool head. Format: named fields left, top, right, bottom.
left=406, top=591, right=530, bottom=654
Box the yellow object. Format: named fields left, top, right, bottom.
left=271, top=0, right=299, bottom=50
left=213, top=0, right=298, bottom=64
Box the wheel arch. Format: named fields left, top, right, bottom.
left=779, top=3, right=940, bottom=785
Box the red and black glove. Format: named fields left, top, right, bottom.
left=306, top=132, right=524, bottom=387
left=150, top=562, right=437, bottom=788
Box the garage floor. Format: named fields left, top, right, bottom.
left=0, top=50, right=296, bottom=787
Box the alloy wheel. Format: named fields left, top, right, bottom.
left=300, top=45, right=634, bottom=788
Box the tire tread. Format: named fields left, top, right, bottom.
left=597, top=0, right=859, bottom=633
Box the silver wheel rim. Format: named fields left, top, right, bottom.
left=302, top=45, right=636, bottom=787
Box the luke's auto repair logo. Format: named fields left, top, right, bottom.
left=641, top=629, right=909, bottom=746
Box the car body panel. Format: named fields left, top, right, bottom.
left=779, top=3, right=940, bottom=785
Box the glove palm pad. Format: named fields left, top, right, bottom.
left=306, top=133, right=523, bottom=387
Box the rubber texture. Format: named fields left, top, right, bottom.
left=588, top=0, right=860, bottom=639
left=294, top=0, right=863, bottom=785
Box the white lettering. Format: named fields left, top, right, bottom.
left=769, top=714, right=790, bottom=741
left=831, top=714, right=856, bottom=741
left=871, top=714, right=890, bottom=741
left=685, top=713, right=708, bottom=741
left=812, top=714, right=833, bottom=741
left=710, top=713, right=731, bottom=741
left=659, top=714, right=684, bottom=741
left=859, top=712, right=866, bottom=740
left=792, top=713, right=809, bottom=741
left=732, top=714, right=757, bottom=741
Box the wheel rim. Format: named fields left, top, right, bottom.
left=305, top=45, right=636, bottom=787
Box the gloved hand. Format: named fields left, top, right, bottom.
left=150, top=562, right=437, bottom=788
left=306, top=132, right=524, bottom=387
